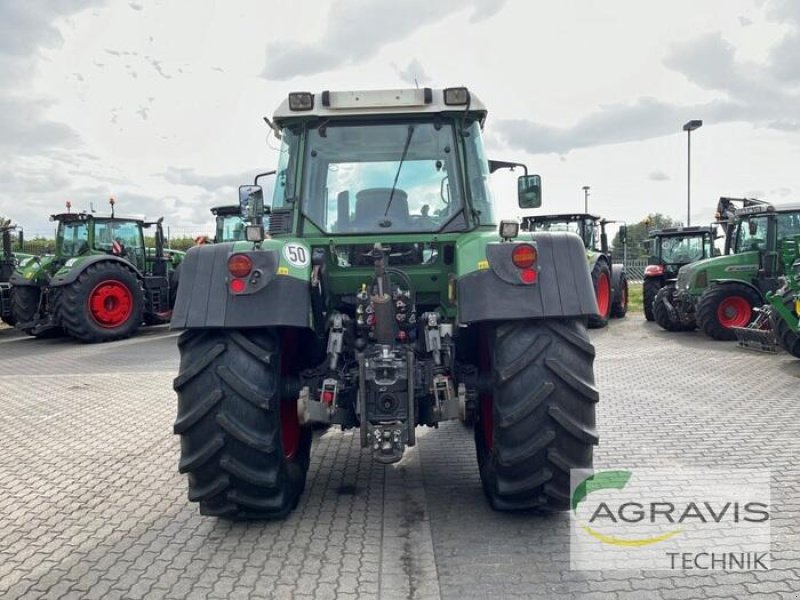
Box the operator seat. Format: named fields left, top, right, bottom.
left=351, top=188, right=409, bottom=231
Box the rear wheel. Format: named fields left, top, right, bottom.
left=475, top=319, right=598, bottom=512
left=696, top=284, right=762, bottom=341
left=587, top=261, right=612, bottom=329
left=59, top=262, right=143, bottom=343
left=643, top=278, right=663, bottom=321
left=611, top=273, right=628, bottom=319
left=174, top=329, right=311, bottom=520
left=10, top=286, right=40, bottom=335
left=653, top=284, right=695, bottom=331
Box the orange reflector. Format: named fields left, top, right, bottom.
left=520, top=268, right=537, bottom=284
left=512, top=244, right=537, bottom=268
left=228, top=254, right=253, bottom=278
left=230, top=278, right=246, bottom=293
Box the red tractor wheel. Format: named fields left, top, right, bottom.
left=588, top=261, right=612, bottom=329
left=696, top=284, right=762, bottom=341
left=58, top=261, right=144, bottom=343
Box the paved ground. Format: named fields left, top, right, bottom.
left=0, top=315, right=799, bottom=600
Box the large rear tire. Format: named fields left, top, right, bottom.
left=696, top=284, right=762, bottom=341
left=174, top=329, right=311, bottom=520
left=475, top=319, right=598, bottom=512
left=611, top=273, right=628, bottom=319
left=59, top=262, right=144, bottom=343
left=10, top=286, right=40, bottom=335
left=587, top=261, right=612, bottom=329
left=643, top=278, right=662, bottom=322
left=653, top=284, right=695, bottom=331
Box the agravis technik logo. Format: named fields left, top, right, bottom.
left=569, top=469, right=771, bottom=570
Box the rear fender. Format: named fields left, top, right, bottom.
left=48, top=255, right=143, bottom=287
left=456, top=231, right=598, bottom=323
left=170, top=240, right=312, bottom=329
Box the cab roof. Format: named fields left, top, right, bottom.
left=735, top=201, right=800, bottom=216
left=272, top=87, right=488, bottom=127
left=649, top=226, right=715, bottom=237
left=524, top=213, right=603, bottom=222
left=210, top=205, right=241, bottom=216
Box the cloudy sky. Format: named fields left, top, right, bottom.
left=3, top=0, right=800, bottom=237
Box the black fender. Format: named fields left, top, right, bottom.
left=48, top=255, right=143, bottom=287
left=457, top=232, right=598, bottom=323
left=170, top=243, right=311, bottom=329
left=707, top=279, right=765, bottom=302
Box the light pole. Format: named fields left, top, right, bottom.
left=683, top=119, right=703, bottom=226
left=582, top=185, right=590, bottom=213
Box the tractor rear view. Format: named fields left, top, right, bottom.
left=642, top=226, right=717, bottom=321
left=521, top=213, right=628, bottom=327
left=10, top=199, right=181, bottom=342
left=171, top=87, right=600, bottom=519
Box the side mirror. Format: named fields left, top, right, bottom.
left=239, top=185, right=265, bottom=220
left=748, top=220, right=759, bottom=236
left=517, top=174, right=542, bottom=209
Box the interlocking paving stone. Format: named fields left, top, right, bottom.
left=0, top=316, right=799, bottom=598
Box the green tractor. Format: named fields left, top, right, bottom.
left=733, top=234, right=800, bottom=357
left=521, top=213, right=628, bottom=327
left=654, top=200, right=800, bottom=339
left=1, top=219, right=29, bottom=326
left=642, top=226, right=718, bottom=321
left=10, top=200, right=182, bottom=342
left=171, top=87, right=600, bottom=519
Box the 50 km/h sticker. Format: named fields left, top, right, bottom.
left=283, top=243, right=310, bottom=267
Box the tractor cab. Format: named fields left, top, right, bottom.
left=210, top=205, right=246, bottom=243
left=521, top=213, right=607, bottom=253
left=646, top=226, right=717, bottom=275
left=53, top=212, right=148, bottom=272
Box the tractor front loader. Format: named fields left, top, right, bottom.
left=10, top=199, right=182, bottom=342
left=171, top=87, right=601, bottom=519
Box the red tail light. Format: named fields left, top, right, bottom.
left=228, top=254, right=253, bottom=278
left=230, top=278, right=246, bottom=293
left=512, top=244, right=537, bottom=268
left=644, top=264, right=664, bottom=277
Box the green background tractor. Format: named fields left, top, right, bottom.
left=642, top=226, right=717, bottom=321
left=1, top=220, right=29, bottom=326
left=210, top=205, right=246, bottom=243
left=10, top=203, right=181, bottom=342
left=521, top=213, right=628, bottom=327
left=171, top=87, right=600, bottom=519
left=654, top=202, right=800, bottom=340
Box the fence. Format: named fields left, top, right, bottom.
left=622, top=258, right=648, bottom=282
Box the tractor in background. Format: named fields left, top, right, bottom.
left=521, top=213, right=627, bottom=327
left=211, top=205, right=246, bottom=243
left=171, top=87, right=600, bottom=519
left=654, top=200, right=800, bottom=339
left=1, top=219, right=29, bottom=326
left=10, top=199, right=182, bottom=342
left=733, top=234, right=800, bottom=357
left=642, top=226, right=718, bottom=321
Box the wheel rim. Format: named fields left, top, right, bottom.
left=88, top=280, right=133, bottom=328
left=596, top=272, right=611, bottom=316
left=716, top=296, right=751, bottom=328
